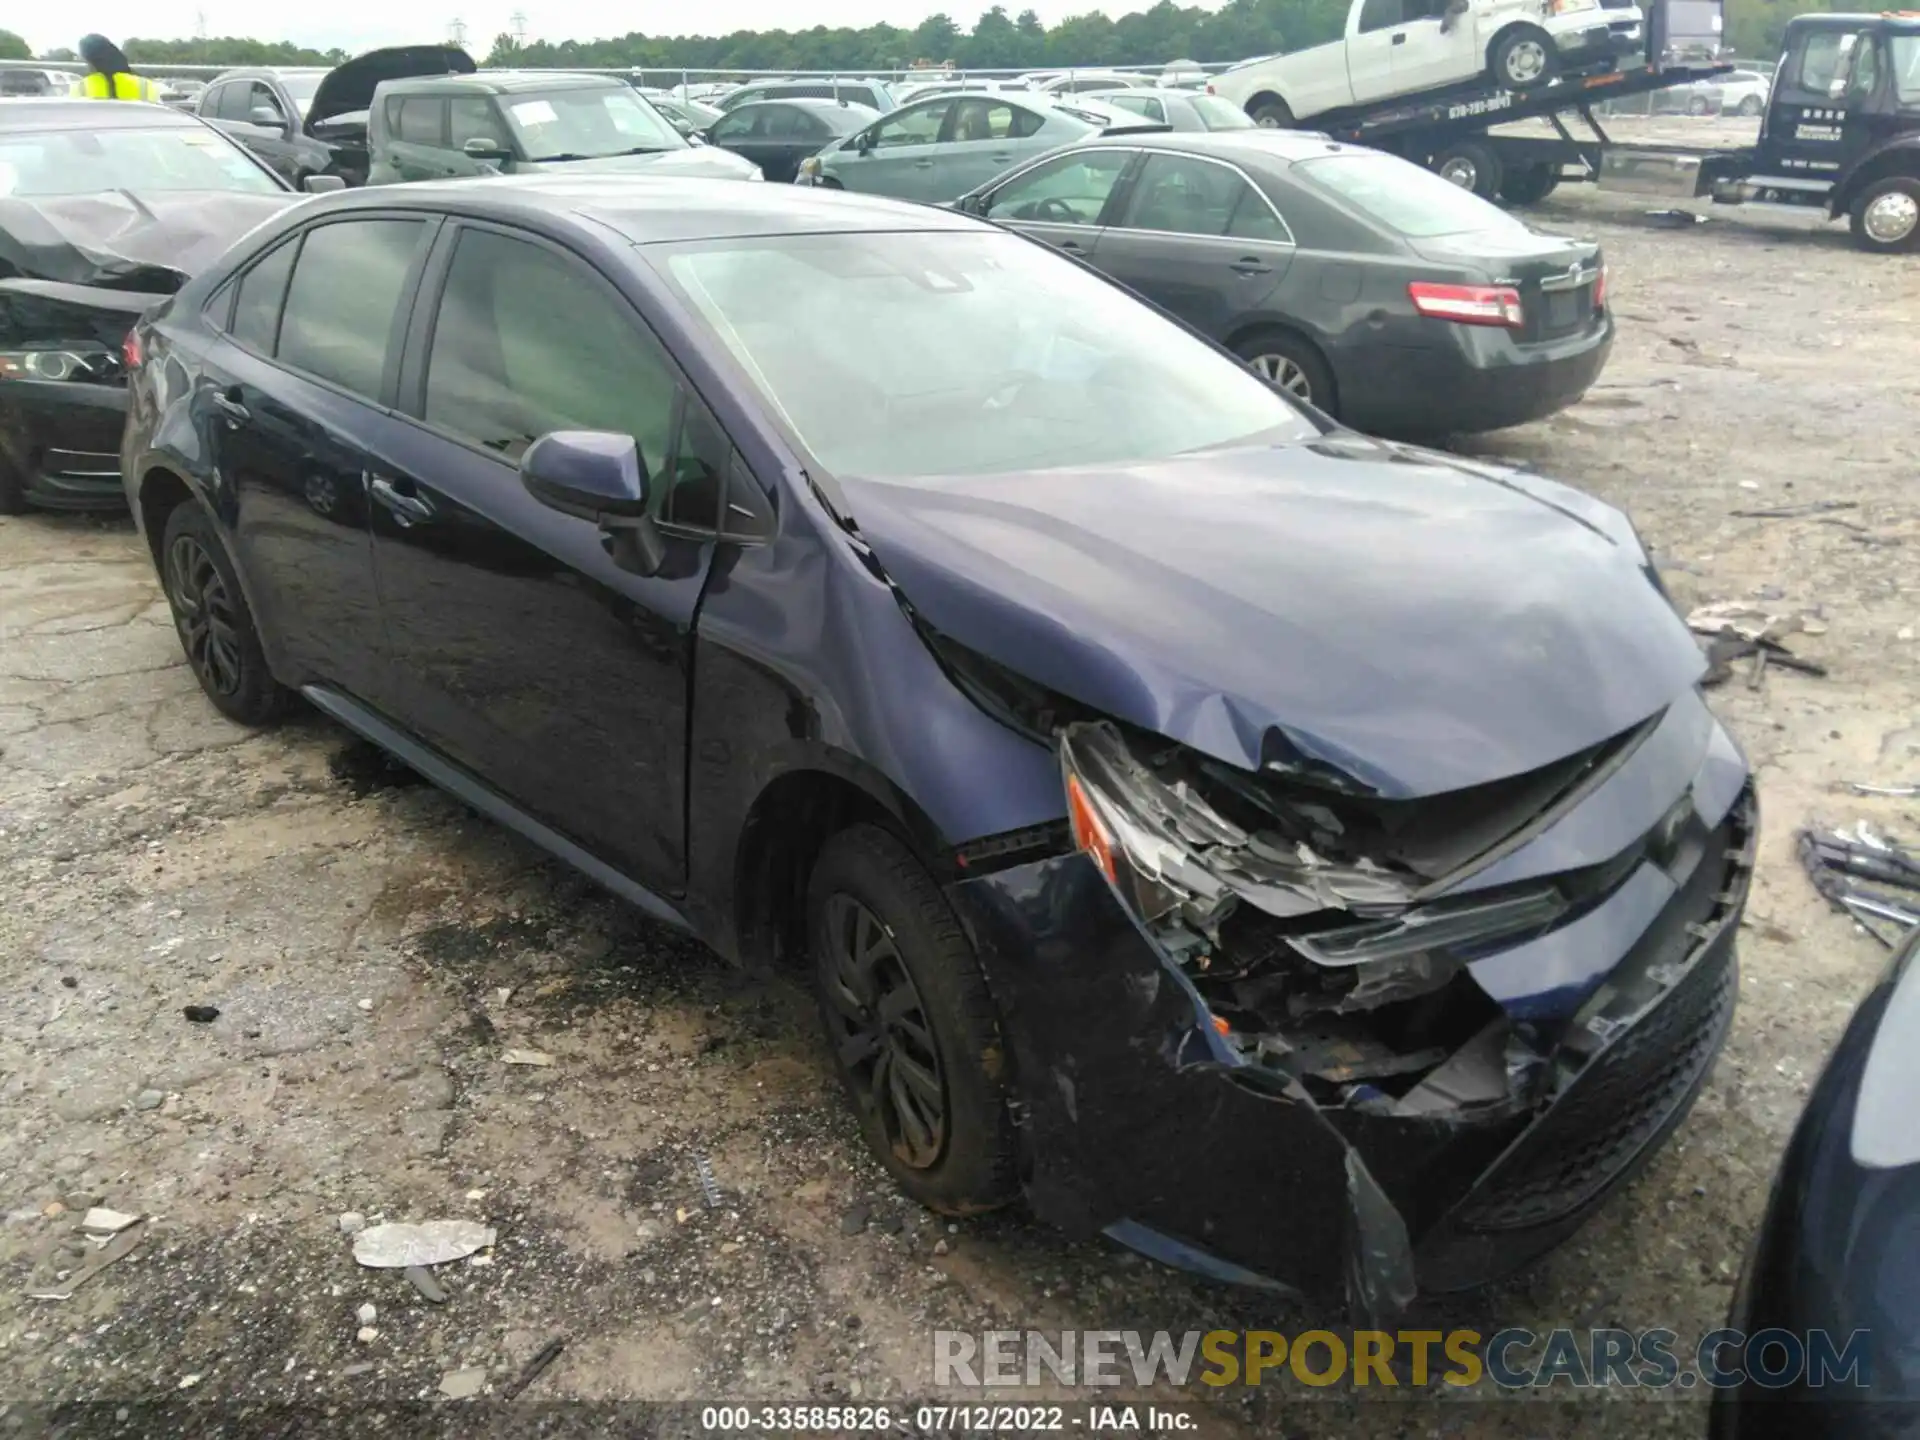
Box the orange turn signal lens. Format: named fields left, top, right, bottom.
left=1066, top=773, right=1116, bottom=884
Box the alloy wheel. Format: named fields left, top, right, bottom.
left=1863, top=190, right=1920, bottom=246
left=304, top=473, right=338, bottom=517
left=165, top=534, right=244, bottom=697
left=1250, top=353, right=1313, bottom=401
left=1505, top=41, right=1547, bottom=85
left=818, top=893, right=948, bottom=1169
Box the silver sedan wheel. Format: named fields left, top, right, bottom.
left=1503, top=40, right=1548, bottom=85
left=1863, top=190, right=1920, bottom=246
left=1250, top=353, right=1311, bottom=400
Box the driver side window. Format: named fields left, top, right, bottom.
left=986, top=150, right=1131, bottom=225
left=872, top=99, right=951, bottom=147
left=247, top=81, right=287, bottom=124
left=710, top=109, right=756, bottom=142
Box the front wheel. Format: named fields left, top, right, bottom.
left=808, top=824, right=1018, bottom=1214
left=1491, top=28, right=1559, bottom=90
left=1737, top=95, right=1763, bottom=117
left=1850, top=177, right=1920, bottom=255
left=1686, top=95, right=1712, bottom=117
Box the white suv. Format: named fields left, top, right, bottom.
left=1212, top=0, right=1627, bottom=125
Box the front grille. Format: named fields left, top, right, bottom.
left=1452, top=789, right=1754, bottom=1233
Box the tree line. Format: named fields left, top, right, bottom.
left=0, top=0, right=1848, bottom=81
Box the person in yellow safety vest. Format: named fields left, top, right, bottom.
left=70, top=34, right=162, bottom=101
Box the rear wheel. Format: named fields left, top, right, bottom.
left=1234, top=328, right=1336, bottom=416
left=1249, top=95, right=1295, bottom=128
left=807, top=824, right=1018, bottom=1214
left=1686, top=94, right=1712, bottom=116
left=1849, top=177, right=1920, bottom=255
left=1433, top=139, right=1504, bottom=201
left=1491, top=27, right=1559, bottom=90
left=158, top=502, right=291, bottom=726
left=1737, top=95, right=1763, bottom=117
left=1499, top=162, right=1560, bottom=206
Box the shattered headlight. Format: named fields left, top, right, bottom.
left=0, top=348, right=119, bottom=384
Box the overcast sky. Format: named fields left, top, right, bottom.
left=21, top=0, right=1187, bottom=57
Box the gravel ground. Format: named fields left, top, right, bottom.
left=2, top=141, right=1917, bottom=1436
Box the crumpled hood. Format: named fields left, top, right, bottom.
left=841, top=438, right=1706, bottom=798
left=526, top=147, right=760, bottom=179
left=0, top=190, right=299, bottom=289
left=310, top=44, right=475, bottom=128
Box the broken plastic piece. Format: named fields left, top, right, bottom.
left=80, top=1208, right=140, bottom=1236
left=352, top=1220, right=496, bottom=1269
left=500, top=1048, right=553, bottom=1067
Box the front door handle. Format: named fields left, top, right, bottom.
left=1231, top=258, right=1273, bottom=275
left=368, top=475, right=434, bottom=525
left=990, top=152, right=1014, bottom=163
left=1392, top=31, right=1408, bottom=43
left=210, top=386, right=250, bottom=427
left=1055, top=238, right=1085, bottom=253
left=912, top=159, right=935, bottom=168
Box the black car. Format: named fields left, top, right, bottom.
left=1711, top=925, right=1920, bottom=1437
left=123, top=176, right=1749, bottom=1309
left=717, top=78, right=896, bottom=113
left=702, top=98, right=881, bottom=183
left=199, top=45, right=474, bottom=187
left=0, top=100, right=305, bottom=514
left=957, top=129, right=1612, bottom=435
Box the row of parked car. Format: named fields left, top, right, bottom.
left=0, top=54, right=1910, bottom=1431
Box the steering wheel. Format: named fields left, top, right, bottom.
left=1031, top=197, right=1080, bottom=224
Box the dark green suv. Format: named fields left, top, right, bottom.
left=365, top=71, right=764, bottom=185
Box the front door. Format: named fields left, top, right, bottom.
left=835, top=97, right=953, bottom=198
left=1088, top=152, right=1293, bottom=342
left=1392, top=0, right=1486, bottom=92
left=1758, top=26, right=1887, bottom=183
left=382, top=94, right=457, bottom=181
left=1347, top=0, right=1413, bottom=104
left=371, top=221, right=725, bottom=892
left=198, top=215, right=437, bottom=703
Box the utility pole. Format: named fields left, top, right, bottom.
left=448, top=16, right=468, bottom=46
left=194, top=8, right=207, bottom=39
left=510, top=10, right=528, bottom=46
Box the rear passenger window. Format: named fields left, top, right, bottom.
left=277, top=219, right=426, bottom=399
left=229, top=236, right=298, bottom=352
left=1121, top=153, right=1253, bottom=238
left=422, top=229, right=683, bottom=518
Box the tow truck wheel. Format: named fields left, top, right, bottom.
left=1433, top=140, right=1504, bottom=201
left=1490, top=27, right=1559, bottom=90
left=1850, top=177, right=1920, bottom=254
left=1499, top=163, right=1560, bottom=206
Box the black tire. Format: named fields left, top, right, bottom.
left=1849, top=176, right=1920, bottom=255
left=1432, top=139, right=1504, bottom=201
left=0, top=455, right=26, bottom=516
left=1737, top=95, right=1763, bottom=117
left=1499, top=162, right=1560, bottom=206
left=1233, top=328, right=1336, bottom=416
left=1490, top=27, right=1559, bottom=90
left=1249, top=95, right=1294, bottom=128
left=158, top=501, right=291, bottom=726
left=1686, top=95, right=1711, bottom=117
left=807, top=824, right=1017, bottom=1215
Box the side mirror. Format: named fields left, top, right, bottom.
left=520, top=431, right=665, bottom=577
left=856, top=130, right=877, bottom=154
left=463, top=135, right=513, bottom=160
left=302, top=173, right=347, bottom=194
left=249, top=105, right=286, bottom=129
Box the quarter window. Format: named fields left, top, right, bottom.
left=277, top=219, right=426, bottom=399
left=986, top=150, right=1130, bottom=224
left=229, top=236, right=298, bottom=352
left=422, top=229, right=696, bottom=524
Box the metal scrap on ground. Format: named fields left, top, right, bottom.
left=25, top=1219, right=148, bottom=1300
left=352, top=1220, right=496, bottom=1268
left=1687, top=601, right=1828, bottom=687
left=1798, top=822, right=1920, bottom=946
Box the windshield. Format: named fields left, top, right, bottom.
left=1895, top=35, right=1920, bottom=102
left=1298, top=151, right=1526, bottom=236
left=1190, top=94, right=1256, bottom=129
left=656, top=230, right=1316, bottom=481
left=0, top=126, right=282, bottom=197
left=281, top=72, right=322, bottom=116
left=503, top=87, right=686, bottom=160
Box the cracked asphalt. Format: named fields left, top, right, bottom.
left=2, top=154, right=1918, bottom=1436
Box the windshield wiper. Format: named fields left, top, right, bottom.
left=528, top=152, right=590, bottom=162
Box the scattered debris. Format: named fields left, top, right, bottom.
left=1647, top=208, right=1709, bottom=226
left=356, top=998, right=374, bottom=1013
left=337, top=1211, right=366, bottom=1237
left=933, top=1238, right=951, bottom=1256
left=406, top=1263, right=450, bottom=1304
left=839, top=1205, right=870, bottom=1236
left=1687, top=600, right=1810, bottom=644
left=438, top=1367, right=488, bottom=1400
left=356, top=1326, right=379, bottom=1344
left=1730, top=500, right=1859, bottom=520
left=340, top=1363, right=375, bottom=1379
left=1798, top=823, right=1920, bottom=946
left=132, top=1089, right=164, bottom=1112
left=695, top=1155, right=721, bottom=1210
left=499, top=1337, right=565, bottom=1400
left=26, top=1219, right=147, bottom=1300
left=81, top=1208, right=141, bottom=1236
left=1700, top=633, right=1826, bottom=687
left=353, top=1220, right=496, bottom=1269
left=181, top=1005, right=220, bottom=1023
left=873, top=1212, right=904, bottom=1236
left=500, top=1049, right=553, bottom=1068
left=177, top=1373, right=203, bottom=1391
left=1688, top=603, right=1828, bottom=687
left=356, top=1302, right=377, bottom=1326
left=1845, top=780, right=1920, bottom=798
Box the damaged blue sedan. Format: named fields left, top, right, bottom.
left=122, top=177, right=1752, bottom=1309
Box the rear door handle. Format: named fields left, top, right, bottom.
left=210, top=387, right=250, bottom=427
left=1392, top=31, right=1408, bottom=43
left=368, top=475, right=434, bottom=525
left=989, top=152, right=1013, bottom=162
left=1231, top=258, right=1273, bottom=275
left=912, top=159, right=935, bottom=168
left=1056, top=239, right=1085, bottom=253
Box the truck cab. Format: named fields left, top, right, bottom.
left=1212, top=0, right=1631, bottom=126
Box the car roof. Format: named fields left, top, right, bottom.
left=209, top=67, right=327, bottom=80
left=1790, top=10, right=1920, bottom=27
left=381, top=70, right=622, bottom=95
left=729, top=96, right=880, bottom=113
left=0, top=98, right=203, bottom=131
left=311, top=174, right=987, bottom=243
left=1085, top=86, right=1208, bottom=100
left=1092, top=128, right=1353, bottom=166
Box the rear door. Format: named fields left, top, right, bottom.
left=980, top=147, right=1137, bottom=262
left=926, top=97, right=1050, bottom=197
left=370, top=221, right=728, bottom=892
left=194, top=214, right=438, bottom=705
left=1087, top=151, right=1295, bottom=341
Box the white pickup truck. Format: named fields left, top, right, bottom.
left=1211, top=0, right=1638, bottom=126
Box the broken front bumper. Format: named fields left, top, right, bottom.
left=946, top=697, right=1753, bottom=1306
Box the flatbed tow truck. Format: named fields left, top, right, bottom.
left=1217, top=0, right=1920, bottom=253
